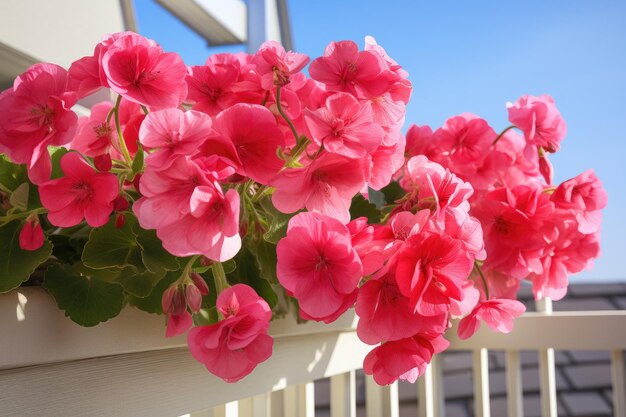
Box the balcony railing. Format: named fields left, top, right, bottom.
left=1, top=287, right=626, bottom=417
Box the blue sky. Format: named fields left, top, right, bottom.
left=134, top=0, right=626, bottom=281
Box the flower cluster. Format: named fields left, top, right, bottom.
left=0, top=31, right=606, bottom=385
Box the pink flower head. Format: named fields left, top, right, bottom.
left=19, top=218, right=45, bottom=251
left=552, top=169, right=607, bottom=234
left=363, top=334, right=449, bottom=385
left=187, top=284, right=273, bottom=383
left=405, top=124, right=438, bottom=160
left=277, top=212, right=363, bottom=323
left=304, top=92, right=383, bottom=158
left=39, top=152, right=119, bottom=227
left=400, top=155, right=473, bottom=224
left=434, top=113, right=497, bottom=177
left=186, top=53, right=241, bottom=116
left=309, top=40, right=394, bottom=99
left=166, top=311, right=193, bottom=338
left=101, top=32, right=187, bottom=109
left=355, top=271, right=447, bottom=345
left=367, top=136, right=406, bottom=191
left=139, top=108, right=212, bottom=169
left=507, top=94, right=567, bottom=153
left=272, top=153, right=366, bottom=223
left=71, top=102, right=116, bottom=157
left=395, top=231, right=474, bottom=316
left=133, top=156, right=241, bottom=261
left=0, top=63, right=78, bottom=183
left=347, top=217, right=385, bottom=275
left=211, top=104, right=286, bottom=185
left=457, top=299, right=526, bottom=340
left=254, top=41, right=310, bottom=89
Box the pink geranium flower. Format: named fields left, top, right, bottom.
left=139, top=108, right=212, bottom=169
left=254, top=41, right=310, bottom=89
left=39, top=152, right=119, bottom=227
left=0, top=63, right=78, bottom=183
left=363, top=334, right=449, bottom=385
left=276, top=212, right=363, bottom=323
left=133, top=156, right=241, bottom=261
left=272, top=153, right=366, bottom=224
left=309, top=40, right=393, bottom=99
left=186, top=53, right=242, bottom=116
left=187, top=284, right=273, bottom=383
left=552, top=169, right=607, bottom=234
left=304, top=92, right=382, bottom=158
left=457, top=299, right=526, bottom=340
left=211, top=104, right=286, bottom=185
left=101, top=32, right=187, bottom=109
left=507, top=94, right=567, bottom=153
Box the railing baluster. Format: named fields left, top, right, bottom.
left=238, top=393, right=271, bottom=417
left=612, top=350, right=626, bottom=417
left=210, top=401, right=238, bottom=417
left=365, top=375, right=399, bottom=417
left=284, top=383, right=315, bottom=417
left=331, top=371, right=356, bottom=417
left=537, top=298, right=558, bottom=417
left=506, top=350, right=524, bottom=417
left=271, top=390, right=285, bottom=417
left=418, top=356, right=445, bottom=417
left=473, top=348, right=491, bottom=417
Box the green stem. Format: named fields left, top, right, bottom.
left=140, top=105, right=149, bottom=115
left=113, top=95, right=133, bottom=167
left=275, top=86, right=299, bottom=141
left=251, top=185, right=273, bottom=203
left=492, top=125, right=516, bottom=145
left=474, top=262, right=490, bottom=300
left=211, top=262, right=230, bottom=295
left=0, top=207, right=46, bottom=225
left=179, top=255, right=200, bottom=285
left=284, top=137, right=311, bottom=169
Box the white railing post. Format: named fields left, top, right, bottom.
left=536, top=298, right=558, bottom=417
left=283, top=383, right=315, bottom=417
left=238, top=393, right=271, bottom=417
left=473, top=348, right=491, bottom=417
left=418, top=356, right=445, bottom=417
left=365, top=375, right=399, bottom=417
left=612, top=350, right=626, bottom=417
left=331, top=371, right=356, bottom=417
left=505, top=350, right=524, bottom=417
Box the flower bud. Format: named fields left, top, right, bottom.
left=115, top=213, right=126, bottom=229
left=161, top=286, right=177, bottom=314
left=113, top=196, right=130, bottom=212
left=170, top=288, right=187, bottom=315
left=185, top=284, right=203, bottom=312
left=133, top=173, right=143, bottom=194
left=199, top=256, right=213, bottom=267
left=19, top=219, right=44, bottom=251
left=191, top=272, right=210, bottom=295
left=94, top=154, right=112, bottom=172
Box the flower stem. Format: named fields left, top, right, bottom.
left=492, top=125, right=516, bottom=145
left=474, top=262, right=490, bottom=300
left=113, top=95, right=133, bottom=167
left=0, top=207, right=46, bottom=225
left=179, top=255, right=199, bottom=285
left=211, top=262, right=230, bottom=295
left=284, top=136, right=311, bottom=169
left=275, top=86, right=299, bottom=142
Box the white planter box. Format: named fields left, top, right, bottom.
left=0, top=287, right=367, bottom=417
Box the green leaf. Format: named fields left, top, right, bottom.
left=222, top=259, right=237, bottom=274
left=381, top=181, right=405, bottom=205
left=50, top=147, right=70, bottom=179
left=43, top=264, right=125, bottom=326
left=249, top=239, right=278, bottom=283
left=49, top=234, right=87, bottom=264
left=367, top=187, right=386, bottom=209
left=0, top=155, right=28, bottom=192
left=131, top=146, right=144, bottom=178
left=9, top=183, right=29, bottom=211
left=259, top=197, right=294, bottom=244
left=227, top=249, right=278, bottom=308
left=349, top=194, right=381, bottom=223
left=115, top=267, right=167, bottom=297
left=82, top=214, right=142, bottom=269
left=136, top=229, right=179, bottom=273
left=0, top=220, right=52, bottom=292
left=128, top=270, right=179, bottom=314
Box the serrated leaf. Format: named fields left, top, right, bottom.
left=128, top=270, right=179, bottom=314
left=136, top=228, right=179, bottom=273
left=0, top=220, right=52, bottom=292
left=349, top=194, right=381, bottom=223
left=115, top=267, right=167, bottom=297
left=43, top=264, right=125, bottom=326
left=9, top=183, right=29, bottom=211
left=82, top=214, right=142, bottom=269
left=259, top=197, right=295, bottom=244
left=249, top=239, right=278, bottom=283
